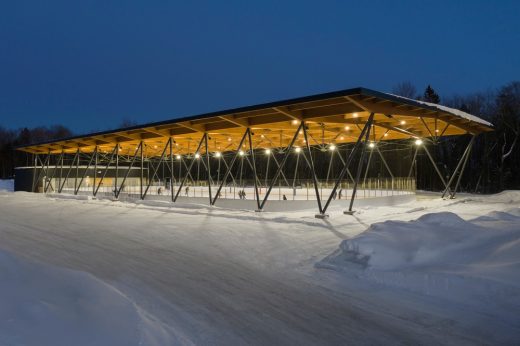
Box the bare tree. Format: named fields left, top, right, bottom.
left=496, top=82, right=520, bottom=189
left=392, top=81, right=417, bottom=99
left=120, top=118, right=138, bottom=128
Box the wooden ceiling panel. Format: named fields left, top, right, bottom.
left=17, top=87, right=493, bottom=156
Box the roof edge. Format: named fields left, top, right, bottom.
left=16, top=86, right=493, bottom=150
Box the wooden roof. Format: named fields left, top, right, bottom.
left=17, top=87, right=493, bottom=156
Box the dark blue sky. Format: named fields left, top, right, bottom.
left=1, top=0, right=519, bottom=133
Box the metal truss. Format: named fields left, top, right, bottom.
left=93, top=145, right=118, bottom=197
left=74, top=147, right=98, bottom=195
left=302, top=122, right=323, bottom=213
left=212, top=129, right=249, bottom=205
left=441, top=135, right=476, bottom=199
left=407, top=134, right=476, bottom=199
left=174, top=134, right=206, bottom=202
left=115, top=143, right=142, bottom=199
left=44, top=151, right=64, bottom=193
left=58, top=149, right=80, bottom=193
left=32, top=152, right=50, bottom=192
left=27, top=119, right=480, bottom=217
left=259, top=122, right=303, bottom=210
left=346, top=114, right=375, bottom=214
left=311, top=113, right=375, bottom=217
left=142, top=138, right=172, bottom=199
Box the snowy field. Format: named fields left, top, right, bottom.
left=0, top=249, right=176, bottom=345
left=0, top=179, right=519, bottom=345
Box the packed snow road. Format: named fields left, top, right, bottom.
left=0, top=188, right=519, bottom=345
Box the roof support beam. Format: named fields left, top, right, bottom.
left=374, top=121, right=428, bottom=141
left=139, top=128, right=171, bottom=137
left=218, top=115, right=249, bottom=128
left=272, top=106, right=301, bottom=121
left=177, top=121, right=206, bottom=133
left=16, top=89, right=492, bottom=155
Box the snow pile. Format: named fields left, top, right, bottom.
left=318, top=209, right=520, bottom=308
left=0, top=179, right=13, bottom=192
left=0, top=249, right=180, bottom=346
left=466, top=190, right=520, bottom=204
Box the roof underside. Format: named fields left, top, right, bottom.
left=18, top=87, right=493, bottom=157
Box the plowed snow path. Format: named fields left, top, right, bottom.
left=0, top=191, right=518, bottom=345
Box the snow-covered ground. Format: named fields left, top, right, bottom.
left=0, top=179, right=13, bottom=192
left=318, top=207, right=520, bottom=313
left=0, top=179, right=519, bottom=345
left=0, top=249, right=180, bottom=346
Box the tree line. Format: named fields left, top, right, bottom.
left=0, top=126, right=73, bottom=178
left=392, top=81, right=519, bottom=193
left=0, top=81, right=518, bottom=193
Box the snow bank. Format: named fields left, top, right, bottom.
left=0, top=179, right=13, bottom=192
left=48, top=193, right=92, bottom=201
left=318, top=209, right=520, bottom=309
left=466, top=190, right=520, bottom=204
left=0, top=249, right=182, bottom=346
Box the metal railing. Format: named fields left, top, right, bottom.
left=53, top=176, right=415, bottom=201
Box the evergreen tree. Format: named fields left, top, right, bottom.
left=423, top=85, right=441, bottom=104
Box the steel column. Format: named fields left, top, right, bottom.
left=180, top=158, right=197, bottom=186
left=170, top=139, right=174, bottom=200
left=45, top=151, right=64, bottom=193
left=302, top=122, right=323, bottom=213
left=31, top=154, right=37, bottom=192
left=75, top=148, right=97, bottom=195
left=33, top=154, right=45, bottom=192
left=334, top=148, right=356, bottom=182
left=247, top=129, right=261, bottom=209
left=219, top=155, right=238, bottom=187
left=407, top=146, right=419, bottom=178
left=259, top=122, right=303, bottom=210
left=140, top=144, right=144, bottom=198
left=239, top=155, right=243, bottom=187
left=74, top=149, right=79, bottom=193
left=142, top=138, right=171, bottom=199
left=423, top=144, right=451, bottom=195
left=115, top=144, right=119, bottom=196
left=217, top=155, right=221, bottom=186
left=292, top=152, right=300, bottom=188
left=33, top=152, right=51, bottom=193
left=93, top=145, right=117, bottom=196
left=326, top=150, right=334, bottom=185
left=178, top=155, right=182, bottom=187
left=58, top=149, right=80, bottom=193
left=60, top=150, right=64, bottom=193
left=173, top=135, right=206, bottom=202
left=243, top=156, right=263, bottom=190
left=265, top=153, right=270, bottom=186
left=451, top=137, right=475, bottom=198
left=363, top=147, right=374, bottom=184
left=348, top=120, right=374, bottom=213
left=204, top=133, right=213, bottom=203
left=211, top=129, right=249, bottom=205
left=442, top=135, right=476, bottom=199
left=93, top=147, right=98, bottom=195
left=46, top=151, right=51, bottom=191
left=269, top=152, right=291, bottom=187
left=115, top=143, right=142, bottom=199
left=375, top=146, right=395, bottom=179
left=321, top=113, right=374, bottom=215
